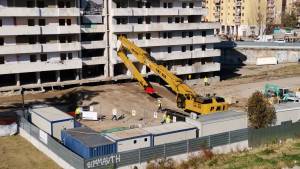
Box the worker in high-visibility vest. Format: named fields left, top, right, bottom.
left=165, top=115, right=171, bottom=124
left=75, top=107, right=82, bottom=120
left=157, top=99, right=162, bottom=112
left=161, top=112, right=167, bottom=124
left=204, top=76, right=209, bottom=86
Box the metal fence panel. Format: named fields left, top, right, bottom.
left=117, top=150, right=140, bottom=167
left=188, top=136, right=209, bottom=152
left=230, top=128, right=248, bottom=143
left=140, top=145, right=165, bottom=162
left=210, top=132, right=229, bottom=147
left=165, top=141, right=187, bottom=157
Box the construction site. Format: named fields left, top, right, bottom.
left=0, top=0, right=300, bottom=169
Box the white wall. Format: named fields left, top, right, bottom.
left=117, top=136, right=151, bottom=152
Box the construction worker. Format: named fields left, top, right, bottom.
left=204, top=76, right=209, bottom=86
left=165, top=115, right=171, bottom=124
left=75, top=107, right=82, bottom=120
left=161, top=112, right=167, bottom=124
left=157, top=99, right=162, bottom=112
left=112, top=108, right=118, bottom=121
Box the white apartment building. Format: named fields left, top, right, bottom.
left=0, top=0, right=220, bottom=92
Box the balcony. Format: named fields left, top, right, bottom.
left=0, top=44, right=42, bottom=55
left=170, top=62, right=220, bottom=75
left=82, top=57, right=107, bottom=65
left=42, top=42, right=81, bottom=52
left=81, top=25, right=106, bottom=33
left=0, top=59, right=82, bottom=75
left=0, top=26, right=41, bottom=36
left=41, top=25, right=80, bottom=35
left=112, top=22, right=220, bottom=33
left=0, top=7, right=79, bottom=17
left=81, top=41, right=106, bottom=49
left=112, top=8, right=207, bottom=16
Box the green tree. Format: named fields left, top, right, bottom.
left=247, top=91, right=276, bottom=129
left=281, top=12, right=298, bottom=28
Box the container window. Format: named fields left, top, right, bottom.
left=144, top=138, right=148, bottom=142
left=133, top=140, right=137, bottom=144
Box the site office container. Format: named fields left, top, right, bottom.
left=275, top=102, right=300, bottom=125
left=186, top=110, right=247, bottom=137
left=29, top=105, right=74, bottom=140
left=61, top=127, right=117, bottom=159
left=143, top=122, right=197, bottom=146
left=105, top=128, right=151, bottom=152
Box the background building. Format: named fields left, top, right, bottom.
left=0, top=0, right=221, bottom=92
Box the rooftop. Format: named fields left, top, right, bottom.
left=29, top=105, right=73, bottom=122
left=275, top=102, right=300, bottom=112
left=195, top=110, right=246, bottom=123
left=143, top=122, right=196, bottom=135
left=105, top=128, right=150, bottom=140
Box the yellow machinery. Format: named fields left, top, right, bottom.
left=116, top=36, right=228, bottom=115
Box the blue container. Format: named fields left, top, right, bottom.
left=61, top=127, right=116, bottom=159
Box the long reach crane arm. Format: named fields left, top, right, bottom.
left=117, top=36, right=228, bottom=115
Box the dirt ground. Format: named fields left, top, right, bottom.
left=0, top=135, right=60, bottom=169
left=0, top=63, right=299, bottom=131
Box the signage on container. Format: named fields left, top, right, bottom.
left=86, top=154, right=121, bottom=168
left=39, top=129, right=48, bottom=145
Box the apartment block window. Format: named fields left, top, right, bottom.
left=66, top=19, right=71, bottom=25
left=190, top=45, right=193, bottom=51
left=167, top=3, right=173, bottom=8
left=67, top=36, right=72, bottom=43
left=189, top=3, right=194, bottom=8
left=202, top=31, right=207, bottom=37
left=60, top=53, right=67, bottom=60
left=58, top=1, right=64, bottom=8
left=145, top=2, right=151, bottom=8
left=0, top=56, right=4, bottom=64
left=39, top=36, right=46, bottom=44
left=167, top=32, right=172, bottom=38
left=163, top=3, right=167, bottom=8
left=59, top=36, right=66, bottom=43
left=116, top=2, right=121, bottom=8
left=37, top=1, right=44, bottom=8
left=66, top=1, right=71, bottom=8
left=181, top=46, right=186, bottom=52
left=30, top=55, right=37, bottom=62
left=163, top=32, right=167, bottom=39
left=137, top=17, right=143, bottom=24
left=182, top=32, right=186, bottom=38
left=182, top=3, right=187, bottom=8
left=0, top=19, right=2, bottom=27
left=138, top=33, right=143, bottom=40
left=168, top=17, right=173, bottom=23
left=146, top=33, right=151, bottom=39
left=189, top=31, right=193, bottom=37
left=180, top=17, right=184, bottom=23
left=167, top=47, right=172, bottom=53
left=27, top=1, right=34, bottom=8
left=38, top=19, right=45, bottom=26
left=202, top=45, right=206, bottom=51
left=116, top=18, right=121, bottom=24
left=0, top=38, right=3, bottom=46
left=59, top=19, right=65, bottom=26
left=28, top=19, right=35, bottom=26
left=67, top=53, right=73, bottom=60
left=29, top=37, right=36, bottom=44
left=157, top=16, right=160, bottom=23
left=137, top=1, right=143, bottom=8
left=40, top=54, right=47, bottom=62
left=145, top=17, right=151, bottom=24
left=175, top=17, right=180, bottom=23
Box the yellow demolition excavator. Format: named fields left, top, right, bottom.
left=116, top=36, right=228, bottom=115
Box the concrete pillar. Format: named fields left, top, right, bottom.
left=141, top=65, right=147, bottom=74
left=76, top=69, right=80, bottom=80
left=16, top=74, right=20, bottom=86
left=37, top=72, right=41, bottom=84
left=56, top=71, right=60, bottom=82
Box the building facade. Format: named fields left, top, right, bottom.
left=0, top=0, right=220, bottom=92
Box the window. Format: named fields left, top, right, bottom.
left=138, top=33, right=143, bottom=40
left=144, top=138, right=148, bottom=142
left=60, top=53, right=67, bottom=60
left=67, top=36, right=72, bottom=43
left=137, top=17, right=143, bottom=24
left=189, top=3, right=194, bottom=8
left=167, top=47, right=172, bottom=53
left=156, top=16, right=160, bottom=23
left=137, top=1, right=143, bottom=8
left=0, top=19, right=2, bottom=27
left=37, top=1, right=44, bottom=8
left=167, top=2, right=173, bottom=8
left=0, top=38, right=3, bottom=46
left=145, top=2, right=151, bottom=8
left=146, top=33, right=151, bottom=39
left=59, top=19, right=65, bottom=26
left=182, top=32, right=186, bottom=38
left=28, top=19, right=35, bottom=26
left=67, top=53, right=73, bottom=60
left=116, top=2, right=121, bottom=8
left=38, top=19, right=45, bottom=26
left=58, top=1, right=64, bottom=8
left=66, top=19, right=71, bottom=25
left=163, top=32, right=167, bottom=39
left=190, top=45, right=193, bottom=51
left=167, top=32, right=172, bottom=38
left=182, top=3, right=187, bottom=8
left=66, top=1, right=71, bottom=8
left=133, top=140, right=137, bottom=144
left=59, top=36, right=66, bottom=43
left=180, top=17, right=184, bottom=23
left=181, top=46, right=186, bottom=52
left=28, top=37, right=36, bottom=44
left=0, top=56, right=4, bottom=64
left=116, top=18, right=121, bottom=24
left=30, top=55, right=37, bottom=62
left=202, top=45, right=206, bottom=51
left=175, top=17, right=180, bottom=23
left=163, top=2, right=167, bottom=8
left=145, top=17, right=151, bottom=24
left=202, top=31, right=207, bottom=37
left=40, top=54, right=47, bottom=62
left=168, top=17, right=173, bottom=23
left=39, top=36, right=46, bottom=44
left=27, top=1, right=34, bottom=8
left=188, top=31, right=193, bottom=37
